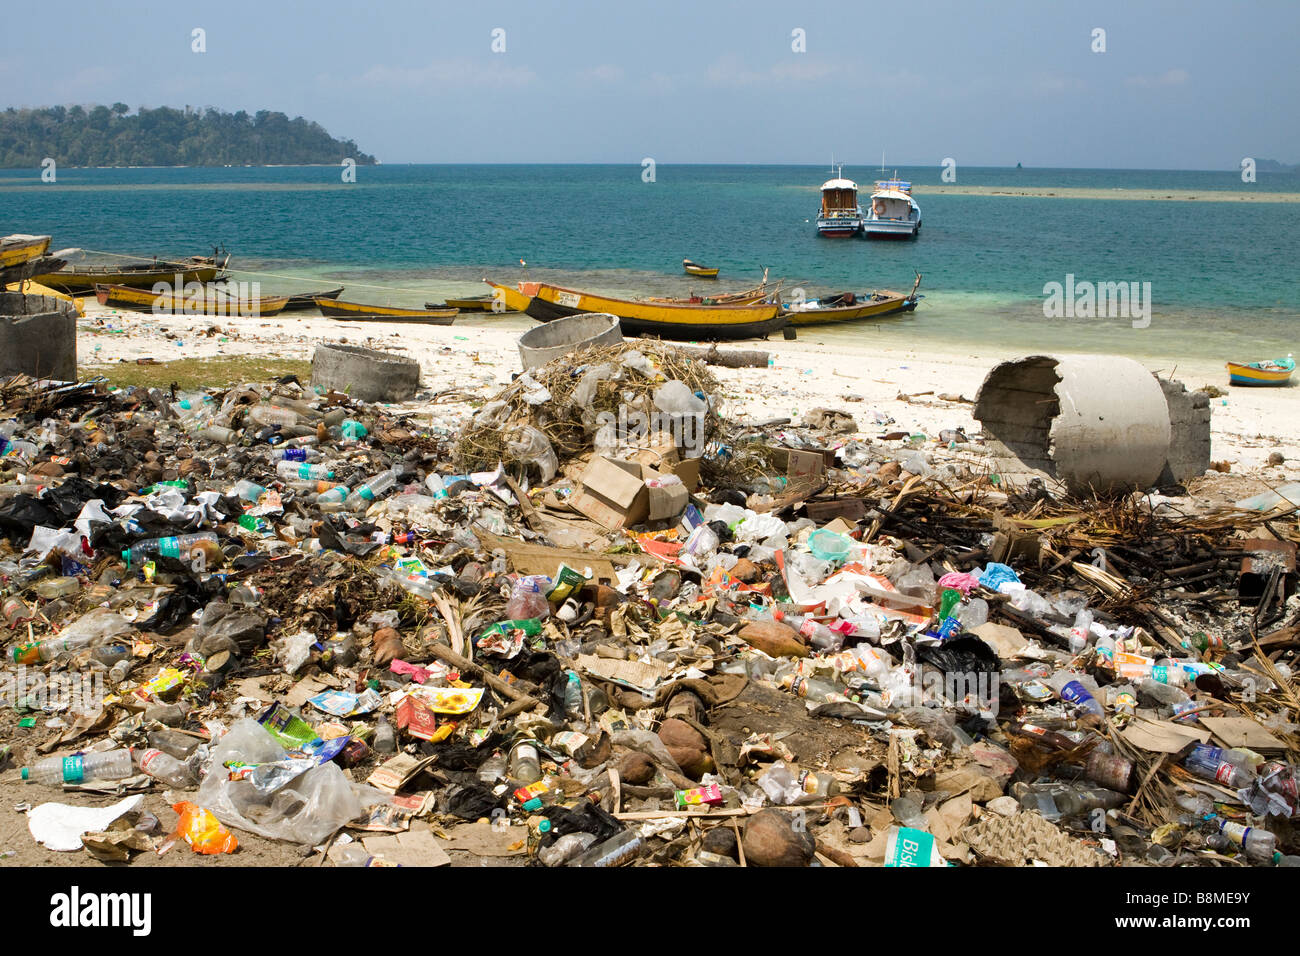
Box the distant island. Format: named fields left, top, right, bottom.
left=0, top=105, right=377, bottom=168
left=1253, top=159, right=1298, bottom=172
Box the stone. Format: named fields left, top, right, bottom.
left=876, top=460, right=902, bottom=480
left=615, top=751, right=656, bottom=785
left=371, top=627, right=405, bottom=666
left=701, top=826, right=737, bottom=857
left=1269, top=452, right=1285, bottom=466
left=729, top=557, right=761, bottom=583
left=742, top=808, right=816, bottom=867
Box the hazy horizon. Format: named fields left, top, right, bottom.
left=1, top=0, right=1296, bottom=169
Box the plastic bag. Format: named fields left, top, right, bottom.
left=274, top=630, right=317, bottom=675
left=164, top=801, right=239, bottom=855
left=504, top=424, right=558, bottom=483
left=197, top=719, right=376, bottom=845
left=59, top=609, right=134, bottom=645
left=653, top=380, right=706, bottom=415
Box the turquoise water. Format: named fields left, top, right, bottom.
left=2, top=164, right=1297, bottom=358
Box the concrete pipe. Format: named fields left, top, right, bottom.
left=0, top=292, right=77, bottom=381
left=974, top=354, right=1171, bottom=496
left=518, top=312, right=623, bottom=371
left=311, top=343, right=421, bottom=403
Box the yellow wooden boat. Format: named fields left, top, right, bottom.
left=1226, top=357, right=1294, bottom=387
left=4, top=279, right=86, bottom=316
left=481, top=279, right=541, bottom=313
left=683, top=258, right=719, bottom=278
left=526, top=283, right=786, bottom=341
left=95, top=282, right=288, bottom=317
left=783, top=274, right=922, bottom=327
left=316, top=297, right=456, bottom=325
left=0, top=235, right=52, bottom=269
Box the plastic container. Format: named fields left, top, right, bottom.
left=23, top=749, right=134, bottom=785
left=275, top=460, right=335, bottom=481
left=807, top=528, right=852, bottom=563
left=122, top=532, right=219, bottom=568
left=346, top=469, right=399, bottom=510
left=136, top=748, right=198, bottom=788
left=249, top=405, right=299, bottom=427
left=567, top=830, right=645, bottom=867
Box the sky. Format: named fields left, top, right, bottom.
left=1, top=0, right=1297, bottom=169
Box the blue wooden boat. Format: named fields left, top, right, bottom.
left=1226, top=356, right=1294, bottom=387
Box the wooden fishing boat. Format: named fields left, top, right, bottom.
left=95, top=282, right=288, bottom=317
left=35, top=253, right=230, bottom=293
left=0, top=235, right=51, bottom=269
left=683, top=259, right=719, bottom=278
left=1226, top=356, right=1294, bottom=387
left=525, top=283, right=786, bottom=341
left=4, top=279, right=86, bottom=316
left=316, top=297, right=456, bottom=326
left=864, top=177, right=922, bottom=239
left=816, top=167, right=864, bottom=237
left=783, top=274, right=922, bottom=326
left=427, top=295, right=496, bottom=312
left=643, top=270, right=776, bottom=306
left=482, top=279, right=541, bottom=313
left=282, top=286, right=344, bottom=311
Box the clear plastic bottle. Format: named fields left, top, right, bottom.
left=249, top=405, right=299, bottom=427
left=317, top=484, right=352, bottom=504
left=22, top=749, right=135, bottom=785
left=506, top=576, right=551, bottom=620
left=425, top=474, right=448, bottom=499
left=563, top=671, right=584, bottom=718
left=346, top=469, right=399, bottom=510
left=508, top=738, right=542, bottom=785
left=1138, top=677, right=1190, bottom=707
left=231, top=479, right=269, bottom=503
left=1068, top=609, right=1094, bottom=653
left=538, top=832, right=598, bottom=867
left=198, top=425, right=238, bottom=444
left=275, top=460, right=335, bottom=481
left=122, top=532, right=219, bottom=568
left=1216, top=818, right=1276, bottom=863
left=0, top=438, right=39, bottom=459
left=779, top=671, right=847, bottom=703
left=1185, top=744, right=1256, bottom=788
left=567, top=830, right=644, bottom=867
left=11, top=632, right=102, bottom=664
left=135, top=748, right=198, bottom=788
left=1048, top=672, right=1106, bottom=720
left=271, top=446, right=321, bottom=462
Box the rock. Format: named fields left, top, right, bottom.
left=657, top=718, right=714, bottom=779
left=29, top=460, right=63, bottom=477
left=615, top=751, right=656, bottom=785
left=877, top=460, right=902, bottom=480
left=986, top=796, right=1021, bottom=816
left=737, top=621, right=810, bottom=659
left=701, top=826, right=738, bottom=857
left=1269, top=452, right=1285, bottom=466
left=178, top=457, right=209, bottom=478
left=371, top=627, right=405, bottom=666
left=742, top=809, right=816, bottom=867
left=848, top=826, right=872, bottom=844
left=729, top=557, right=761, bottom=583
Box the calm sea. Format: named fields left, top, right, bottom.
left=2, top=164, right=1298, bottom=359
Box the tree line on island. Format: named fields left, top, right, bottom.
left=0, top=104, right=377, bottom=168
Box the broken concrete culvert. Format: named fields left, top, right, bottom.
left=0, top=338, right=1296, bottom=870
left=311, top=343, right=421, bottom=403
left=974, top=353, right=1210, bottom=495
left=0, top=292, right=78, bottom=382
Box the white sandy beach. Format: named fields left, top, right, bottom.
left=76, top=302, right=1300, bottom=486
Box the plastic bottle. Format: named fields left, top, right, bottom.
left=563, top=671, right=584, bottom=718
left=122, top=532, right=218, bottom=568
left=3, top=595, right=32, bottom=628
left=1048, top=672, right=1105, bottom=721
left=1138, top=677, right=1190, bottom=707
left=231, top=479, right=270, bottom=503
left=12, top=632, right=102, bottom=664
left=1068, top=609, right=1094, bottom=653
left=779, top=672, right=847, bottom=703
left=1216, top=818, right=1276, bottom=863
left=567, top=830, right=645, bottom=867
left=538, top=832, right=598, bottom=867
left=275, top=460, right=335, bottom=481
left=0, top=438, right=39, bottom=459
left=506, top=577, right=551, bottom=620
left=346, top=469, right=399, bottom=510
left=271, top=446, right=321, bottom=462
left=373, top=715, right=397, bottom=754
left=317, top=484, right=352, bottom=505
left=199, top=425, right=238, bottom=444
left=425, top=474, right=448, bottom=499
left=1185, top=744, right=1256, bottom=788
left=22, top=749, right=135, bottom=785
left=135, top=748, right=198, bottom=788
left=249, top=405, right=298, bottom=427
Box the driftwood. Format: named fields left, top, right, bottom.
left=676, top=345, right=770, bottom=369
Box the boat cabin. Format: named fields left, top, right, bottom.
left=820, top=177, right=860, bottom=218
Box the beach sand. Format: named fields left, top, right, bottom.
left=77, top=302, right=1300, bottom=485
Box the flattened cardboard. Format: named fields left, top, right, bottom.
left=572, top=457, right=649, bottom=530
left=361, top=825, right=451, bottom=867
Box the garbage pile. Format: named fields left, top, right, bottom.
left=1, top=345, right=1299, bottom=868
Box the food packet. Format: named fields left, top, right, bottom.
left=163, top=801, right=238, bottom=855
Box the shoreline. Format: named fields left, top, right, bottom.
left=78, top=301, right=1300, bottom=477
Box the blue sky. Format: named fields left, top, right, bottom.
left=1, top=0, right=1296, bottom=168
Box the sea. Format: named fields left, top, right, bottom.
left=2, top=164, right=1298, bottom=360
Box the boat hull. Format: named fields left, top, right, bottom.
left=816, top=217, right=863, bottom=237
left=482, top=280, right=537, bottom=313
left=432, top=296, right=496, bottom=311
left=0, top=235, right=52, bottom=269
left=36, top=264, right=224, bottom=292
left=283, top=287, right=344, bottom=311
left=95, top=283, right=287, bottom=316
left=785, top=296, right=917, bottom=326
left=1226, top=362, right=1293, bottom=387
left=317, top=299, right=456, bottom=325
left=526, top=284, right=786, bottom=341
left=684, top=267, right=719, bottom=278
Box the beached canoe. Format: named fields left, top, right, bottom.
left=783, top=275, right=922, bottom=327
left=35, top=255, right=229, bottom=293
left=0, top=235, right=51, bottom=269
left=95, top=282, right=288, bottom=316
left=482, top=279, right=541, bottom=313
left=1226, top=357, right=1294, bottom=387
left=282, top=286, right=344, bottom=311
left=427, top=295, right=496, bottom=312
left=316, top=298, right=456, bottom=325
left=525, top=283, right=787, bottom=341
left=683, top=258, right=719, bottom=278
left=5, top=279, right=86, bottom=316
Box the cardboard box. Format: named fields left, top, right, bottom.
left=764, top=445, right=827, bottom=483
left=572, top=457, right=689, bottom=530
